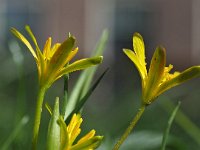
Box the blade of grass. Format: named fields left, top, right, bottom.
left=64, top=29, right=109, bottom=119
left=161, top=97, right=200, bottom=146
left=62, top=74, right=69, bottom=117
left=65, top=68, right=108, bottom=124
left=1, top=116, right=29, bottom=150
left=161, top=101, right=181, bottom=150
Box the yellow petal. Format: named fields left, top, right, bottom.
left=69, top=116, right=82, bottom=145
left=143, top=46, right=166, bottom=104
left=49, top=36, right=75, bottom=70
left=71, top=136, right=103, bottom=150
left=123, top=49, right=147, bottom=80
left=54, top=56, right=103, bottom=82
left=50, top=43, right=61, bottom=57
left=67, top=114, right=81, bottom=136
left=10, top=27, right=38, bottom=60
left=156, top=66, right=200, bottom=97
left=133, top=32, right=146, bottom=69
left=65, top=47, right=79, bottom=63
left=25, top=25, right=41, bottom=52
left=77, top=130, right=95, bottom=144
left=43, top=37, right=52, bottom=59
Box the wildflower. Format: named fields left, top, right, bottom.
left=11, top=26, right=103, bottom=150
left=58, top=114, right=103, bottom=150
left=123, top=32, right=200, bottom=105
left=11, top=26, right=103, bottom=89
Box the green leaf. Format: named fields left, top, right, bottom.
left=63, top=30, right=108, bottom=119
left=157, top=66, right=200, bottom=96
left=57, top=116, right=69, bottom=150
left=161, top=98, right=200, bottom=145
left=161, top=101, right=181, bottom=150
left=65, top=69, right=108, bottom=124
left=46, top=97, right=60, bottom=150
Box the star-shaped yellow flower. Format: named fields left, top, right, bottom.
left=11, top=26, right=103, bottom=89
left=58, top=114, right=103, bottom=150
left=123, top=33, right=200, bottom=105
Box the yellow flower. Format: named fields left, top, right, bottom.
left=58, top=114, right=103, bottom=150
left=11, top=26, right=103, bottom=89
left=123, top=33, right=200, bottom=105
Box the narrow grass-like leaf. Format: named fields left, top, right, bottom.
left=1, top=116, right=29, bottom=150
left=62, top=73, right=69, bottom=117
left=161, top=98, right=200, bottom=145
left=161, top=101, right=181, bottom=150
left=64, top=30, right=108, bottom=119
left=65, top=68, right=108, bottom=124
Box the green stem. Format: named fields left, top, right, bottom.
left=32, top=87, right=47, bottom=150
left=113, top=104, right=146, bottom=150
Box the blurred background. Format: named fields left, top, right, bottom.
left=0, top=0, right=200, bottom=149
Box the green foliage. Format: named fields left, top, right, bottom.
left=161, top=101, right=181, bottom=150
left=63, top=29, right=109, bottom=119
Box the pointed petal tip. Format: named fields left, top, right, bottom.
left=133, top=32, right=143, bottom=39
left=10, top=27, right=18, bottom=34
left=25, top=25, right=30, bottom=30
left=68, top=35, right=76, bottom=42
left=92, top=56, right=103, bottom=64
left=155, top=45, right=166, bottom=57
left=123, top=48, right=132, bottom=54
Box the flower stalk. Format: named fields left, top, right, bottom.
left=113, top=104, right=146, bottom=150
left=32, top=86, right=47, bottom=150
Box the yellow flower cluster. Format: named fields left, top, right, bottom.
left=124, top=33, right=200, bottom=105
left=11, top=26, right=103, bottom=89
left=58, top=114, right=103, bottom=150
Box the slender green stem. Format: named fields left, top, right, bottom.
left=32, top=87, right=47, bottom=150
left=113, top=104, right=146, bottom=150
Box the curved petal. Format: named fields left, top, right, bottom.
left=123, top=49, right=147, bottom=80
left=143, top=46, right=166, bottom=104
left=54, top=56, right=103, bottom=82
left=156, top=66, right=200, bottom=97
left=10, top=27, right=37, bottom=60
left=133, top=32, right=146, bottom=69
left=43, top=37, right=52, bottom=59
left=77, top=130, right=95, bottom=144
left=25, top=25, right=41, bottom=52
left=71, top=136, right=103, bottom=150
left=49, top=36, right=75, bottom=70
